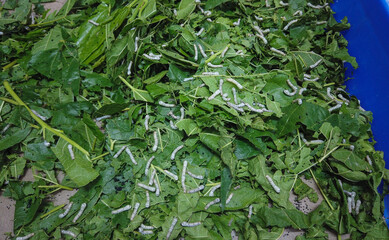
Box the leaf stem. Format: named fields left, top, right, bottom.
left=40, top=204, right=65, bottom=219
left=310, top=169, right=334, bottom=211
left=2, top=60, right=18, bottom=71
left=91, top=152, right=110, bottom=161
left=297, top=146, right=339, bottom=175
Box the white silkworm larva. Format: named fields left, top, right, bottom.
left=253, top=25, right=264, bottom=36
left=159, top=101, right=175, bottom=108
left=355, top=200, right=362, bottom=215
left=254, top=15, right=263, bottom=21
left=112, top=205, right=131, bottom=214
left=300, top=133, right=308, bottom=144
left=207, top=62, right=223, bottom=68
left=173, top=9, right=177, bottom=16
left=171, top=145, right=184, bottom=160
left=366, top=155, right=373, bottom=165
left=307, top=3, right=328, bottom=9
left=284, top=89, right=297, bottom=96
left=140, top=229, right=154, bottom=235
left=195, top=28, right=204, bottom=36
left=88, top=20, right=99, bottom=26
left=208, top=89, right=221, bottom=101
left=198, top=44, right=207, bottom=58
left=127, top=61, right=133, bottom=75
left=232, top=88, right=238, bottom=104
left=68, top=144, right=74, bottom=160
left=227, top=102, right=244, bottom=112
left=337, top=94, right=350, bottom=104
left=193, top=44, right=198, bottom=61
left=310, top=59, right=323, bottom=68
left=329, top=104, right=342, bottom=113
left=72, top=203, right=87, bottom=223
left=166, top=217, right=178, bottom=240
left=145, top=156, right=155, bottom=175
left=149, top=169, right=156, bottom=186
left=164, top=170, right=179, bottom=181
left=304, top=77, right=319, bottom=82
left=299, top=88, right=307, bottom=95
left=350, top=145, right=355, bottom=151
left=134, top=37, right=139, bottom=52
left=226, top=78, right=243, bottom=89
left=187, top=170, right=204, bottom=180
left=296, top=99, right=303, bottom=105
left=143, top=53, right=162, bottom=60
left=170, top=120, right=178, bottom=130
left=168, top=111, right=180, bottom=120
left=327, top=87, right=335, bottom=100
left=266, top=175, right=280, bottom=193
left=286, top=79, right=298, bottom=91
left=154, top=178, right=160, bottom=196
left=219, top=79, right=224, bottom=95
left=181, top=221, right=201, bottom=227
left=233, top=19, right=241, bottom=26
left=144, top=115, right=150, bottom=131
left=343, top=190, right=353, bottom=197
left=279, top=1, right=288, bottom=6
left=31, top=109, right=47, bottom=121
left=270, top=47, right=286, bottom=56
left=138, top=183, right=156, bottom=192
left=347, top=197, right=352, bottom=213
left=59, top=202, right=73, bottom=218
left=187, top=185, right=205, bottom=194
left=205, top=198, right=220, bottom=210
left=130, top=202, right=140, bottom=220
left=351, top=194, right=356, bottom=210
left=61, top=230, right=77, bottom=238
left=125, top=147, right=138, bottom=165
left=183, top=77, right=194, bottom=82
left=294, top=10, right=303, bottom=16
left=152, top=131, right=158, bottom=152
left=226, top=193, right=234, bottom=204
left=44, top=141, right=49, bottom=148
left=256, top=33, right=268, bottom=44
left=234, top=185, right=241, bottom=190
left=221, top=46, right=229, bottom=57
left=182, top=161, right=188, bottom=193
left=236, top=50, right=244, bottom=55
left=306, top=140, right=324, bottom=145
left=145, top=191, right=150, bottom=208
left=207, top=18, right=213, bottom=22
left=141, top=224, right=155, bottom=230
left=95, top=115, right=111, bottom=121
left=248, top=205, right=253, bottom=219
left=316, top=21, right=327, bottom=25
left=114, top=146, right=127, bottom=158
left=16, top=233, right=35, bottom=240
left=198, top=5, right=204, bottom=13
left=204, top=10, right=212, bottom=16
left=245, top=103, right=265, bottom=113
left=265, top=0, right=270, bottom=7
left=202, top=72, right=219, bottom=75
left=283, top=19, right=298, bottom=31
left=209, top=184, right=221, bottom=196
left=180, top=107, right=185, bottom=120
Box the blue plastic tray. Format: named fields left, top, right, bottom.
left=331, top=0, right=389, bottom=225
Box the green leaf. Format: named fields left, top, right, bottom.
left=144, top=70, right=168, bottom=84
left=331, top=149, right=369, bottom=171
left=176, top=0, right=196, bottom=20
left=254, top=206, right=310, bottom=229
left=119, top=76, right=154, bottom=102
left=176, top=119, right=201, bottom=136
left=291, top=51, right=323, bottom=68
left=31, top=26, right=63, bottom=54
left=10, top=158, right=26, bottom=178
left=220, top=167, right=232, bottom=211
left=0, top=128, right=31, bottom=151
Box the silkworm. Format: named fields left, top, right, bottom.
left=166, top=217, right=178, bottom=240
left=225, top=78, right=243, bottom=90
left=183, top=77, right=194, bottom=82
left=145, top=156, right=155, bottom=175
left=221, top=46, right=229, bottom=57
left=310, top=59, right=323, bottom=68
left=327, top=87, right=335, bottom=100
left=195, top=28, right=204, bottom=36
left=181, top=221, right=201, bottom=227
left=59, top=202, right=73, bottom=218
left=95, top=115, right=111, bottom=121
left=72, top=203, right=87, bottom=223
left=130, top=202, right=140, bottom=220
left=294, top=10, right=303, bottom=16
left=205, top=198, right=220, bottom=210
left=171, top=145, right=184, bottom=160
left=193, top=44, right=198, bottom=61
left=270, top=47, right=286, bottom=56
left=207, top=62, right=223, bottom=68
left=134, top=37, right=139, bottom=52
left=31, top=109, right=47, bottom=121
left=180, top=107, right=185, bottom=120
left=187, top=170, right=204, bottom=180
left=170, top=120, right=178, bottom=130
left=329, top=104, right=342, bottom=113
left=207, top=18, right=213, bottom=22
left=164, top=170, right=179, bottom=181
left=232, top=88, right=238, bottom=104
left=307, top=3, right=328, bottom=9
left=43, top=140, right=50, bottom=147
left=173, top=9, right=177, bottom=16
left=296, top=99, right=303, bottom=105
left=148, top=168, right=156, bottom=186
left=227, top=102, right=244, bottom=112
left=143, top=53, right=161, bottom=60
left=61, top=230, right=77, bottom=238
left=234, top=185, right=241, bottom=190
left=202, top=72, right=219, bottom=76
left=283, top=19, right=298, bottom=31
left=256, top=33, right=268, bottom=44
left=226, top=193, right=234, bottom=204
left=343, top=190, right=353, bottom=197
left=114, top=146, right=126, bottom=158
left=198, top=44, right=207, bottom=58
left=337, top=94, right=350, bottom=104
left=168, top=111, right=180, bottom=120
left=284, top=89, right=296, bottom=96
left=112, top=204, right=131, bottom=214
left=299, top=88, right=307, bottom=95
left=141, top=224, right=154, bottom=230
left=154, top=178, right=160, bottom=196
left=125, top=147, right=138, bottom=165
left=349, top=145, right=355, bottom=151
left=218, top=79, right=224, bottom=95
left=281, top=16, right=286, bottom=21
left=233, top=19, right=241, bottom=26
left=198, top=6, right=204, bottom=13
left=187, top=185, right=205, bottom=193
left=245, top=103, right=265, bottom=113
left=140, top=229, right=153, bottom=235
left=254, top=15, right=263, bottom=21
left=144, top=114, right=150, bottom=131
left=304, top=77, right=319, bottom=82
left=355, top=200, right=361, bottom=215
left=138, top=183, right=156, bottom=192
left=265, top=0, right=270, bottom=7
left=88, top=20, right=99, bottom=26
left=347, top=197, right=352, bottom=213
left=204, top=10, right=212, bottom=16
left=145, top=191, right=150, bottom=208
left=68, top=144, right=74, bottom=160
left=182, top=161, right=188, bottom=193
left=236, top=50, right=244, bottom=55
left=152, top=131, right=158, bottom=152
left=127, top=61, right=132, bottom=75
left=306, top=140, right=324, bottom=145
left=266, top=175, right=280, bottom=193
left=366, top=155, right=373, bottom=166
left=351, top=194, right=356, bottom=210
left=209, top=184, right=221, bottom=196
left=16, top=233, right=34, bottom=240
left=253, top=25, right=264, bottom=36
left=316, top=21, right=327, bottom=25
left=208, top=89, right=221, bottom=101
left=279, top=1, right=288, bottom=6
left=248, top=205, right=253, bottom=219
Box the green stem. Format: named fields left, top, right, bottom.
left=310, top=169, right=334, bottom=211
left=40, top=204, right=65, bottom=219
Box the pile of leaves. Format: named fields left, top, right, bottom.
left=1, top=0, right=389, bottom=239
